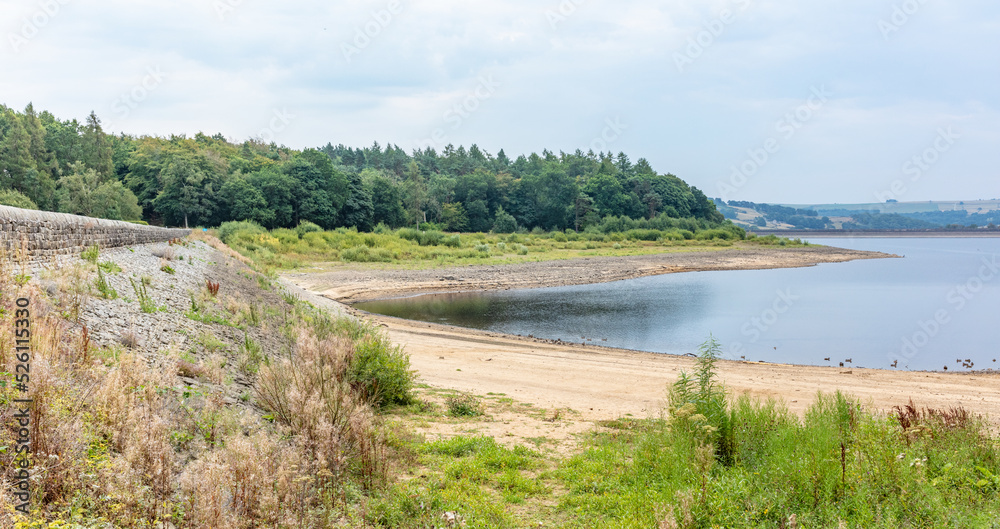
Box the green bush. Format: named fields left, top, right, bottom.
left=397, top=227, right=421, bottom=242
left=348, top=332, right=414, bottom=408
left=417, top=230, right=445, bottom=246
left=443, top=234, right=462, bottom=248
left=217, top=220, right=266, bottom=244
left=295, top=220, right=323, bottom=237
left=0, top=189, right=39, bottom=210
left=340, top=245, right=393, bottom=263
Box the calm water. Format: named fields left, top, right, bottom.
left=355, top=238, right=1000, bottom=371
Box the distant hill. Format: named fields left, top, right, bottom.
left=715, top=199, right=1000, bottom=231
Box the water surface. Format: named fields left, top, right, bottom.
left=356, top=238, right=1000, bottom=371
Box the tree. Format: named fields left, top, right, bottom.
left=365, top=170, right=406, bottom=228
left=81, top=111, right=113, bottom=177
left=439, top=202, right=469, bottom=232
left=55, top=162, right=101, bottom=216
left=56, top=162, right=141, bottom=220
left=220, top=173, right=275, bottom=226
left=492, top=206, right=517, bottom=233
left=286, top=149, right=349, bottom=229
left=0, top=189, right=38, bottom=210
left=153, top=155, right=216, bottom=228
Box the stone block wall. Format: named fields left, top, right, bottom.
left=0, top=205, right=190, bottom=259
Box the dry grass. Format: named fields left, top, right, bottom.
left=0, top=242, right=406, bottom=528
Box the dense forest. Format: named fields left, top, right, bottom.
left=0, top=104, right=725, bottom=233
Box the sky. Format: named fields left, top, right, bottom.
left=1, top=0, right=998, bottom=204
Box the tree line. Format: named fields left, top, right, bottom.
left=1, top=104, right=727, bottom=232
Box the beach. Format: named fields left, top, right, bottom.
left=281, top=245, right=1000, bottom=427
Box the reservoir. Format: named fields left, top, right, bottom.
left=355, top=238, right=1000, bottom=371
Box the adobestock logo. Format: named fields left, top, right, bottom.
left=717, top=85, right=832, bottom=201
left=8, top=0, right=72, bottom=53
left=673, top=0, right=752, bottom=73
left=341, top=0, right=403, bottom=63
left=873, top=126, right=960, bottom=205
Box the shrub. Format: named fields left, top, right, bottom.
left=695, top=228, right=734, bottom=241
left=418, top=230, right=445, bottom=246
left=217, top=220, right=266, bottom=243
left=397, top=227, right=421, bottom=242
left=447, top=394, right=483, bottom=417
left=669, top=336, right=734, bottom=464
left=443, top=234, right=463, bottom=248
left=348, top=332, right=414, bottom=408
left=341, top=245, right=393, bottom=263
left=255, top=329, right=388, bottom=487
left=294, top=219, right=323, bottom=237
left=81, top=244, right=99, bottom=263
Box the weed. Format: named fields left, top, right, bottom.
left=237, top=332, right=264, bottom=376
left=81, top=244, right=99, bottom=263
left=205, top=279, right=220, bottom=296
left=161, top=263, right=176, bottom=274
left=130, top=276, right=158, bottom=313
left=447, top=393, right=482, bottom=417
left=98, top=260, right=121, bottom=274
left=118, top=330, right=140, bottom=349
left=94, top=266, right=118, bottom=299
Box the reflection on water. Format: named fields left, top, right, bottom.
left=355, top=238, right=1000, bottom=371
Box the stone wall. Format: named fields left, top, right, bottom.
left=0, top=205, right=190, bottom=259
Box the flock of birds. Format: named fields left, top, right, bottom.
left=564, top=337, right=997, bottom=372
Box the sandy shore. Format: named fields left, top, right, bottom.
left=280, top=245, right=1000, bottom=426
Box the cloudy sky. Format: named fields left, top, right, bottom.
left=2, top=0, right=997, bottom=204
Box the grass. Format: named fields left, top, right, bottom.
left=550, top=339, right=1000, bottom=528
left=213, top=222, right=808, bottom=272
left=0, top=241, right=419, bottom=528
left=129, top=276, right=159, bottom=313
left=364, top=340, right=1000, bottom=529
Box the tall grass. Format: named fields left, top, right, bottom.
left=0, top=243, right=416, bottom=528
left=556, top=338, right=1000, bottom=528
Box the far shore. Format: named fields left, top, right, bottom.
left=753, top=229, right=1000, bottom=238
left=279, top=244, right=1000, bottom=428
left=284, top=245, right=896, bottom=303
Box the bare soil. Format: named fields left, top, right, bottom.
left=284, top=245, right=892, bottom=303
